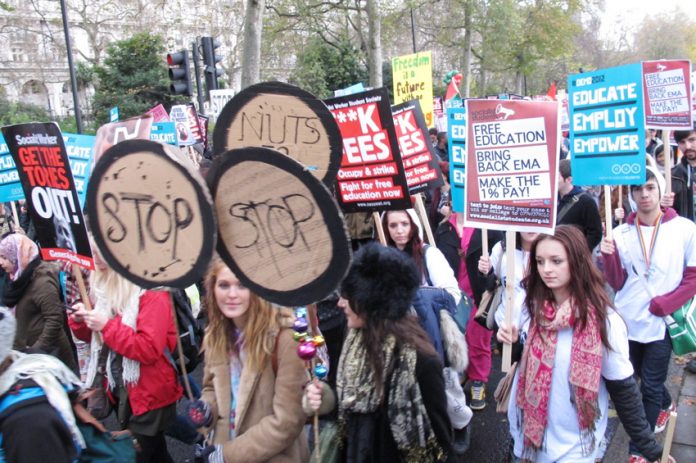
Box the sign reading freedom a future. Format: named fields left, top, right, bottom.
left=392, top=51, right=434, bottom=128
left=464, top=99, right=560, bottom=233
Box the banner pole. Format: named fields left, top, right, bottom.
left=10, top=202, right=20, bottom=231
left=660, top=411, right=678, bottom=463
left=169, top=292, right=194, bottom=401
left=604, top=185, right=613, bottom=241
left=663, top=131, right=672, bottom=194
left=617, top=185, right=623, bottom=225
left=481, top=228, right=489, bottom=259
left=414, top=193, right=436, bottom=246
left=502, top=231, right=515, bottom=372
left=373, top=212, right=387, bottom=245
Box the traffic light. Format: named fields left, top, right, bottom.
left=201, top=36, right=223, bottom=94
left=167, top=50, right=193, bottom=96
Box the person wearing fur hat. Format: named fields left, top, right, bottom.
left=601, top=166, right=696, bottom=463
left=304, top=243, right=454, bottom=462
left=69, top=242, right=182, bottom=463
left=0, top=233, right=78, bottom=373
left=0, top=307, right=86, bottom=462
left=192, top=256, right=310, bottom=463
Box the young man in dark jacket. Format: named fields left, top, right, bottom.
left=672, top=127, right=696, bottom=223
left=556, top=159, right=603, bottom=250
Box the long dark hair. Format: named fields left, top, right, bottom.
left=382, top=210, right=427, bottom=278
left=522, top=225, right=611, bottom=348
left=353, top=306, right=437, bottom=394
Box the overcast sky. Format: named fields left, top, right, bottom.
left=599, top=0, right=694, bottom=41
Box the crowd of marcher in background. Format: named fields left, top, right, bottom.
left=0, top=124, right=694, bottom=463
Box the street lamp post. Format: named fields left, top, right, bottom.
left=59, top=0, right=83, bottom=133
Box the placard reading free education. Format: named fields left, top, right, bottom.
left=391, top=100, right=443, bottom=194
left=324, top=88, right=411, bottom=212
left=392, top=51, right=434, bottom=127
left=464, top=99, right=560, bottom=233
left=568, top=63, right=646, bottom=185
left=642, top=60, right=692, bottom=130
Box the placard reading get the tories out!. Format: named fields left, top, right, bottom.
left=464, top=99, right=560, bottom=233
left=568, top=63, right=646, bottom=186
left=324, top=88, right=411, bottom=212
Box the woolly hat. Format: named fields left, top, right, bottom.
left=340, top=242, right=419, bottom=320
left=0, top=307, right=16, bottom=364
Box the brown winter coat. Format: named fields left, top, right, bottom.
left=201, top=328, right=310, bottom=462
left=12, top=261, right=77, bottom=372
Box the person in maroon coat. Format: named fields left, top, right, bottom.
left=69, top=244, right=182, bottom=463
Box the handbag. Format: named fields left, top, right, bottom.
left=309, top=421, right=340, bottom=463
left=85, top=347, right=113, bottom=420
left=73, top=402, right=135, bottom=463
left=665, top=296, right=696, bottom=356
left=474, top=249, right=504, bottom=329
left=493, top=361, right=518, bottom=414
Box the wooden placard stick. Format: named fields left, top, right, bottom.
left=414, top=193, right=436, bottom=246
left=373, top=211, right=387, bottom=245
left=663, top=131, right=672, bottom=194
left=72, top=265, right=102, bottom=343
left=169, top=292, right=194, bottom=401
left=660, top=411, right=678, bottom=463
left=502, top=230, right=515, bottom=372
left=481, top=228, right=489, bottom=259
left=617, top=185, right=623, bottom=225
left=604, top=185, right=613, bottom=241
left=9, top=202, right=20, bottom=231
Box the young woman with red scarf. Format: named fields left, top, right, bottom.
left=497, top=226, right=673, bottom=463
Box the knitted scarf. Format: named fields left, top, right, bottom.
left=336, top=329, right=444, bottom=462
left=516, top=300, right=602, bottom=458
left=0, top=351, right=85, bottom=450
left=85, top=285, right=143, bottom=389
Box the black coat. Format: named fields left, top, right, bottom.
left=671, top=157, right=694, bottom=221
left=341, top=352, right=454, bottom=463
left=556, top=187, right=603, bottom=250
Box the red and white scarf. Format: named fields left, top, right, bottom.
left=516, top=300, right=603, bottom=456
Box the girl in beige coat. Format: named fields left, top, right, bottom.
left=196, top=257, right=309, bottom=463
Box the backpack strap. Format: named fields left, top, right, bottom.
left=557, top=191, right=585, bottom=223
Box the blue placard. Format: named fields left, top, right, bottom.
left=447, top=106, right=466, bottom=212
left=149, top=122, right=178, bottom=146
left=63, top=133, right=95, bottom=206
left=0, top=132, right=95, bottom=205
left=0, top=133, right=24, bottom=202
left=568, top=63, right=646, bottom=185
left=110, top=107, right=119, bottom=122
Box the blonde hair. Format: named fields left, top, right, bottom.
left=88, top=238, right=141, bottom=315
left=204, top=256, right=287, bottom=371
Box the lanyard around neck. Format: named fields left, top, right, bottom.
left=635, top=212, right=663, bottom=275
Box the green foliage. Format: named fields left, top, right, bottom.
left=0, top=95, right=51, bottom=126
left=91, top=32, right=183, bottom=125
left=289, top=35, right=368, bottom=99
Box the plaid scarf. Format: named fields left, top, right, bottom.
left=336, top=329, right=444, bottom=462
left=516, top=300, right=602, bottom=457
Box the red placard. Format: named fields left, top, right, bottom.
left=391, top=100, right=443, bottom=194
left=324, top=88, right=411, bottom=212
left=642, top=60, right=693, bottom=130
left=464, top=99, right=560, bottom=233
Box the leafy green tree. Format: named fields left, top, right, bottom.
left=289, top=35, right=368, bottom=99
left=91, top=32, right=182, bottom=125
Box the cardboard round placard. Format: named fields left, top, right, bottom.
left=208, top=147, right=351, bottom=306
left=86, top=139, right=216, bottom=289
left=212, top=81, right=342, bottom=188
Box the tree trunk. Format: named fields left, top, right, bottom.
left=241, top=0, right=264, bottom=89
left=462, top=0, right=473, bottom=98
left=366, top=0, right=382, bottom=88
